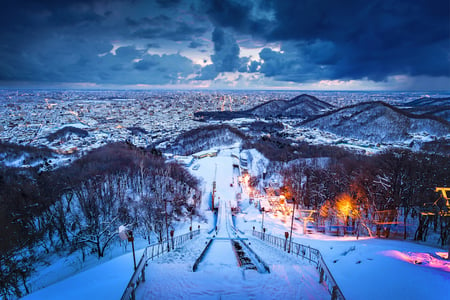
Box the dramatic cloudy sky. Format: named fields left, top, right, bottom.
left=0, top=0, right=449, bottom=90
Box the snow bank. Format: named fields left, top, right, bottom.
left=23, top=250, right=143, bottom=300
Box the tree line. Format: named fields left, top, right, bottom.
left=277, top=149, right=449, bottom=242
left=166, top=124, right=246, bottom=155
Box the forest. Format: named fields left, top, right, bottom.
left=254, top=148, right=450, bottom=245
left=0, top=142, right=200, bottom=298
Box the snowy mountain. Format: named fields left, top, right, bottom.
left=400, top=97, right=450, bottom=122
left=248, top=94, right=334, bottom=118
left=194, top=94, right=334, bottom=121
left=301, top=101, right=450, bottom=143
left=403, top=96, right=450, bottom=107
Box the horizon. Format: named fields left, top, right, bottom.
left=1, top=86, right=450, bottom=94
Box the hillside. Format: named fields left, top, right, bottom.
left=249, top=94, right=334, bottom=118
left=400, top=97, right=450, bottom=122
left=194, top=94, right=334, bottom=121
left=301, top=101, right=450, bottom=143
left=403, top=97, right=450, bottom=107
left=164, top=124, right=247, bottom=155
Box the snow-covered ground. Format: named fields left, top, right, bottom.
left=23, top=146, right=450, bottom=300
left=136, top=234, right=329, bottom=300
left=239, top=214, right=450, bottom=300
left=22, top=249, right=144, bottom=300
left=137, top=148, right=329, bottom=299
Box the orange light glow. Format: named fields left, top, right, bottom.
left=335, top=193, right=354, bottom=220
left=319, top=200, right=332, bottom=218
left=436, top=252, right=449, bottom=260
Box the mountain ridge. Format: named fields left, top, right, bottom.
left=194, top=94, right=334, bottom=120
left=300, top=101, right=449, bottom=143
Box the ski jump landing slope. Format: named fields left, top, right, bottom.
left=136, top=150, right=329, bottom=299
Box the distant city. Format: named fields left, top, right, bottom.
left=1, top=89, right=449, bottom=157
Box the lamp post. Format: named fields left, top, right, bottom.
left=261, top=207, right=265, bottom=231
left=188, top=205, right=193, bottom=239
left=128, top=231, right=137, bottom=270
left=288, top=198, right=295, bottom=253
left=284, top=231, right=289, bottom=251
left=119, top=225, right=136, bottom=271
left=165, top=199, right=170, bottom=252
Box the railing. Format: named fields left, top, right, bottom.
left=192, top=239, right=213, bottom=272
left=120, top=248, right=147, bottom=300
left=121, top=229, right=201, bottom=300
left=252, top=230, right=345, bottom=300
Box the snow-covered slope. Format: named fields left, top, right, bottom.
left=22, top=249, right=143, bottom=300
left=301, top=101, right=449, bottom=142
left=400, top=97, right=450, bottom=122
left=22, top=147, right=450, bottom=300
left=403, top=97, right=450, bottom=107
left=249, top=94, right=334, bottom=119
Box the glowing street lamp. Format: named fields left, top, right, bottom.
left=288, top=197, right=295, bottom=253
left=119, top=225, right=136, bottom=271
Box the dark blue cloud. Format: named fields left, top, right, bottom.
left=202, top=0, right=271, bottom=35
left=129, top=15, right=208, bottom=41
left=188, top=41, right=203, bottom=49
left=156, top=0, right=181, bottom=8
left=0, top=0, right=448, bottom=87
left=247, top=60, right=260, bottom=73
left=196, top=64, right=218, bottom=80
left=133, top=60, right=157, bottom=71
left=203, top=0, right=450, bottom=82
left=146, top=43, right=161, bottom=49
left=210, top=27, right=241, bottom=72
left=0, top=0, right=204, bottom=85
left=257, top=43, right=332, bottom=82
left=197, top=27, right=253, bottom=80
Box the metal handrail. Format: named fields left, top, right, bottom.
left=192, top=239, right=213, bottom=272
left=252, top=230, right=345, bottom=300
left=121, top=229, right=201, bottom=300
left=120, top=250, right=147, bottom=300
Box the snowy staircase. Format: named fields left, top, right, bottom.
left=232, top=240, right=270, bottom=273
